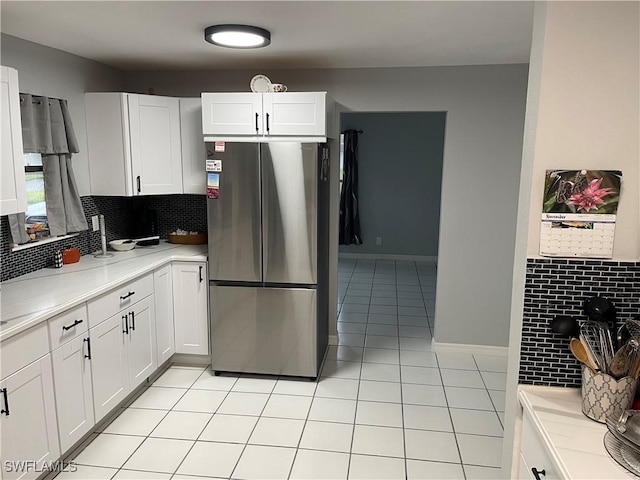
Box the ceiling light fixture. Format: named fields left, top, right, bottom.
left=204, top=24, right=271, bottom=49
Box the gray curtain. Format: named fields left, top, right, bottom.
left=19, top=94, right=87, bottom=237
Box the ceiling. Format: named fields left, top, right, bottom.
left=1, top=1, right=534, bottom=71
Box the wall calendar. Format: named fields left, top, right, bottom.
left=540, top=170, right=622, bottom=258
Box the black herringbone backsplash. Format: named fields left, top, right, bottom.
left=519, top=258, right=640, bottom=387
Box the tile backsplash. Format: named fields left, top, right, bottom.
left=0, top=194, right=206, bottom=282
left=519, top=257, right=640, bottom=387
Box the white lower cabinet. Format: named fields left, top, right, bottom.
left=126, top=296, right=157, bottom=390
left=90, top=313, right=129, bottom=422
left=520, top=410, right=560, bottom=480
left=154, top=265, right=175, bottom=365
left=173, top=262, right=209, bottom=355
left=0, top=355, right=60, bottom=480
left=90, top=294, right=157, bottom=422
left=51, top=336, right=94, bottom=453
left=1, top=258, right=208, bottom=478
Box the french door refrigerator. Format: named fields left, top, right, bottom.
left=207, top=142, right=330, bottom=379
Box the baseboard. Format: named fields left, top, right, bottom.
left=329, top=335, right=338, bottom=346
left=339, top=253, right=437, bottom=263
left=170, top=353, right=211, bottom=367
left=431, top=339, right=509, bottom=357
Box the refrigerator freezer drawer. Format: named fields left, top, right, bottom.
left=210, top=285, right=318, bottom=378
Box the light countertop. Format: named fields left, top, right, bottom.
left=519, top=386, right=635, bottom=479
left=1, top=243, right=207, bottom=341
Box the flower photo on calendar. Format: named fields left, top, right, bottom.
left=542, top=169, right=621, bottom=214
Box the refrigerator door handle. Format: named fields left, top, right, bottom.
left=266, top=113, right=270, bottom=133
left=255, top=112, right=259, bottom=133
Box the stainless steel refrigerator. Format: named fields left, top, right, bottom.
left=207, top=142, right=330, bottom=379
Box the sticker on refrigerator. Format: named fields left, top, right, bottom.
left=206, top=159, right=222, bottom=172
left=214, top=141, right=225, bottom=152
left=207, top=173, right=220, bottom=199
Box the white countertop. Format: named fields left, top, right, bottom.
left=519, top=386, right=636, bottom=479
left=0, top=243, right=207, bottom=341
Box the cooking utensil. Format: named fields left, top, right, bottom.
left=582, top=320, right=615, bottom=373
left=570, top=337, right=599, bottom=371
left=122, top=235, right=160, bottom=245
left=610, top=341, right=637, bottom=379
left=580, top=334, right=602, bottom=372
left=550, top=315, right=581, bottom=337
left=585, top=296, right=618, bottom=348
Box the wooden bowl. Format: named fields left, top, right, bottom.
left=167, top=233, right=207, bottom=245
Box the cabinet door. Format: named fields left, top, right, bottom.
left=126, top=296, right=157, bottom=390
left=173, top=262, right=209, bottom=355
left=85, top=93, right=131, bottom=196
left=51, top=336, right=94, bottom=453
left=262, top=92, right=326, bottom=137
left=0, top=66, right=27, bottom=216
left=201, top=93, right=263, bottom=136
left=180, top=98, right=207, bottom=194
left=128, top=94, right=183, bottom=195
left=0, top=356, right=60, bottom=480
left=90, top=314, right=129, bottom=422
left=154, top=266, right=175, bottom=365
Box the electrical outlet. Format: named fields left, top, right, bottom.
left=376, top=237, right=382, bottom=245
left=91, top=215, right=99, bottom=232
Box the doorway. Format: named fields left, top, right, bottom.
left=336, top=111, right=447, bottom=336
left=338, top=112, right=446, bottom=258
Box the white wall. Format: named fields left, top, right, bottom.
left=125, top=64, right=529, bottom=348
left=503, top=2, right=640, bottom=475
left=524, top=2, right=640, bottom=261
left=0, top=34, right=125, bottom=196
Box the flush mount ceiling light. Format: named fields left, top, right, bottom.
left=204, top=24, right=271, bottom=49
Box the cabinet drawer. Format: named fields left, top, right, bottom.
left=1, top=323, right=49, bottom=379
left=87, top=273, right=153, bottom=328
left=48, top=304, right=88, bottom=349
left=521, top=411, right=560, bottom=480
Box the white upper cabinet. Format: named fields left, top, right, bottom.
left=202, top=93, right=263, bottom=136
left=262, top=92, right=327, bottom=137
left=0, top=66, right=27, bottom=216
left=201, top=92, right=329, bottom=138
left=86, top=93, right=183, bottom=196
left=179, top=98, right=207, bottom=194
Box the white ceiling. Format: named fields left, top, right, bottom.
left=1, top=1, right=534, bottom=71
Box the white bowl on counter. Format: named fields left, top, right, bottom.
left=109, top=239, right=136, bottom=251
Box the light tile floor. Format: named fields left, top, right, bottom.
left=56, top=259, right=506, bottom=480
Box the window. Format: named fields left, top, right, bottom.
left=24, top=153, right=49, bottom=241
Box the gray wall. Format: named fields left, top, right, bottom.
left=126, top=64, right=528, bottom=348
left=339, top=112, right=445, bottom=257
left=0, top=36, right=528, bottom=349
left=0, top=34, right=126, bottom=196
